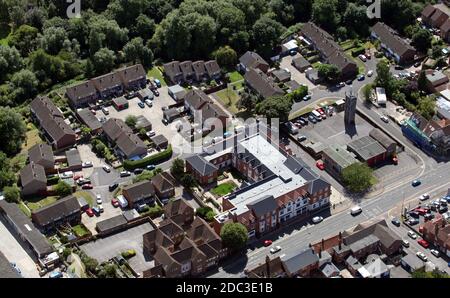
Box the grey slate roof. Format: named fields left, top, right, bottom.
left=292, top=55, right=311, bottom=69
left=281, top=247, right=319, bottom=274
left=239, top=51, right=269, bottom=70
left=77, top=108, right=102, bottom=131
left=371, top=22, right=416, bottom=57
left=323, top=145, right=358, bottom=169
left=96, top=214, right=127, bottom=233
left=116, top=131, right=147, bottom=158
left=272, top=69, right=291, bottom=82
left=102, top=118, right=133, bottom=142
left=20, top=162, right=47, bottom=187
left=185, top=89, right=210, bottom=110
left=320, top=262, right=340, bottom=278
left=31, top=195, right=80, bottom=227
left=65, top=148, right=82, bottom=168
left=204, top=60, right=221, bottom=76
left=65, top=81, right=97, bottom=105
left=246, top=195, right=277, bottom=217
left=347, top=136, right=387, bottom=161
left=185, top=155, right=218, bottom=176
left=369, top=128, right=396, bottom=149
left=123, top=181, right=155, bottom=203
left=151, top=134, right=169, bottom=148
left=116, top=64, right=146, bottom=85
left=92, top=72, right=122, bottom=92
left=0, top=200, right=53, bottom=257
left=244, top=68, right=284, bottom=99
left=28, top=143, right=54, bottom=168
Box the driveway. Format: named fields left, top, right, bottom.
left=81, top=223, right=155, bottom=274
left=0, top=217, right=40, bottom=278
left=279, top=55, right=316, bottom=90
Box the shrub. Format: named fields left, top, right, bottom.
left=351, top=47, right=366, bottom=57
left=47, top=175, right=60, bottom=185
left=121, top=249, right=136, bottom=259
left=123, top=145, right=172, bottom=170
left=196, top=206, right=214, bottom=218
left=141, top=205, right=163, bottom=218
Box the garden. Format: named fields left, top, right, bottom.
left=211, top=181, right=237, bottom=197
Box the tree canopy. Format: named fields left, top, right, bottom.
left=220, top=222, right=249, bottom=251
left=0, top=107, right=26, bottom=156
left=341, top=162, right=375, bottom=193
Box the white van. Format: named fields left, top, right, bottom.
left=312, top=110, right=321, bottom=119
left=117, top=195, right=128, bottom=209
left=101, top=107, right=109, bottom=115
left=350, top=206, right=362, bottom=216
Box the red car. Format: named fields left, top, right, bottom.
left=82, top=184, right=93, bottom=189
left=317, top=108, right=325, bottom=115
left=418, top=239, right=429, bottom=248
left=392, top=157, right=398, bottom=165
left=415, top=208, right=427, bottom=216
left=316, top=160, right=325, bottom=170
left=73, top=174, right=83, bottom=181
left=264, top=240, right=273, bottom=247
left=111, top=198, right=120, bottom=208
left=86, top=208, right=94, bottom=217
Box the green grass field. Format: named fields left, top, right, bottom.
left=214, top=88, right=240, bottom=114
left=72, top=224, right=90, bottom=237
left=18, top=202, right=31, bottom=217
left=73, top=191, right=94, bottom=207
left=26, top=196, right=58, bottom=211
left=147, top=67, right=167, bottom=86
left=228, top=71, right=244, bottom=83
left=211, top=182, right=237, bottom=196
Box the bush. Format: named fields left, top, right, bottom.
left=121, top=249, right=136, bottom=259
left=351, top=46, right=366, bottom=57
left=141, top=204, right=163, bottom=218
left=196, top=206, right=214, bottom=218
left=123, top=145, right=172, bottom=170
left=47, top=175, right=60, bottom=185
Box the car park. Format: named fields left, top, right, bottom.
left=120, top=171, right=131, bottom=177
left=270, top=246, right=282, bottom=254
left=264, top=240, right=273, bottom=247
left=82, top=161, right=93, bottom=168
left=86, top=208, right=94, bottom=217
left=431, top=249, right=440, bottom=258
left=418, top=239, right=429, bottom=248
left=391, top=218, right=401, bottom=226
left=82, top=184, right=93, bottom=189
left=312, top=216, right=324, bottom=224
left=416, top=252, right=428, bottom=262
left=138, top=101, right=145, bottom=108
left=408, top=231, right=417, bottom=239
left=102, top=165, right=111, bottom=173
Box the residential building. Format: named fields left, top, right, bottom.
left=347, top=136, right=388, bottom=167
left=322, top=145, right=358, bottom=179
left=211, top=133, right=331, bottom=238
left=281, top=39, right=299, bottom=56
left=300, top=22, right=357, bottom=79
left=30, top=96, right=77, bottom=150
left=137, top=89, right=153, bottom=101
left=280, top=248, right=319, bottom=277
left=401, top=253, right=425, bottom=273
left=151, top=134, right=169, bottom=150
left=305, top=68, right=322, bottom=84
left=164, top=198, right=195, bottom=226
left=65, top=81, right=98, bottom=109
left=151, top=172, right=176, bottom=200
left=244, top=68, right=285, bottom=99
left=135, top=115, right=152, bottom=131
left=76, top=108, right=102, bottom=134
left=164, top=61, right=183, bottom=85
left=28, top=143, right=55, bottom=171
left=291, top=54, right=311, bottom=72
left=164, top=60, right=221, bottom=84
left=370, top=22, right=416, bottom=64
left=192, top=61, right=207, bottom=81
left=116, top=64, right=146, bottom=90
left=425, top=70, right=449, bottom=93
left=184, top=89, right=229, bottom=129
left=102, top=118, right=133, bottom=143
left=430, top=7, right=449, bottom=28
left=271, top=69, right=291, bottom=83
left=92, top=72, right=124, bottom=99
left=239, top=51, right=269, bottom=73
left=0, top=201, right=53, bottom=258
left=65, top=148, right=82, bottom=171
left=179, top=61, right=194, bottom=82
left=102, top=118, right=147, bottom=159
left=185, top=155, right=219, bottom=185
left=122, top=181, right=156, bottom=208
left=247, top=256, right=287, bottom=278
left=31, top=195, right=81, bottom=233
left=422, top=4, right=438, bottom=25
left=204, top=60, right=221, bottom=80
left=422, top=215, right=450, bottom=257
left=20, top=162, right=47, bottom=196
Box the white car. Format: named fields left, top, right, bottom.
left=408, top=231, right=417, bottom=239
left=419, top=194, right=430, bottom=201
left=380, top=115, right=389, bottom=123
left=270, top=246, right=282, bottom=254
left=102, top=165, right=111, bottom=173
left=430, top=249, right=440, bottom=258
left=96, top=194, right=102, bottom=204
left=60, top=171, right=73, bottom=178
left=82, top=161, right=93, bottom=168
left=367, top=70, right=374, bottom=77
left=146, top=130, right=156, bottom=138
left=401, top=239, right=410, bottom=247
left=145, top=99, right=153, bottom=107
left=98, top=205, right=104, bottom=213
left=416, top=251, right=428, bottom=262
left=120, top=171, right=131, bottom=177
left=312, top=216, right=324, bottom=224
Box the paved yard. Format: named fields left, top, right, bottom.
left=81, top=223, right=155, bottom=274
left=0, top=218, right=40, bottom=278
left=280, top=55, right=317, bottom=90
left=77, top=144, right=105, bottom=177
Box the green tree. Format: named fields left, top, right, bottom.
left=375, top=60, right=395, bottom=96
left=125, top=115, right=137, bottom=128
left=9, top=24, right=39, bottom=56
left=212, top=46, right=237, bottom=70
left=131, top=14, right=156, bottom=40
left=341, top=162, right=375, bottom=193
left=170, top=158, right=185, bottom=179
left=342, top=3, right=369, bottom=37
left=123, top=37, right=154, bottom=67
left=0, top=107, right=26, bottom=155
left=41, top=26, right=69, bottom=55
left=9, top=69, right=39, bottom=103
left=362, top=84, right=373, bottom=103
left=3, top=185, right=20, bottom=203
left=91, top=48, right=116, bottom=75
left=418, top=70, right=427, bottom=92
left=269, top=0, right=295, bottom=25
left=411, top=268, right=450, bottom=278
left=412, top=28, right=432, bottom=53
left=181, top=174, right=197, bottom=189
left=0, top=152, right=16, bottom=188
left=317, top=64, right=341, bottom=82
left=256, top=95, right=293, bottom=122
left=132, top=170, right=156, bottom=183
left=417, top=96, right=436, bottom=120
left=289, top=85, right=308, bottom=102
left=252, top=16, right=285, bottom=59
left=236, top=90, right=257, bottom=112
left=0, top=45, right=23, bottom=82
left=81, top=255, right=98, bottom=273
left=55, top=180, right=73, bottom=197
left=220, top=222, right=248, bottom=251
left=312, top=0, right=338, bottom=32
left=80, top=125, right=92, bottom=140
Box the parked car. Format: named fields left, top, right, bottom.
left=73, top=174, right=83, bottom=181
left=270, top=246, right=282, bottom=254
left=264, top=240, right=273, bottom=247
left=145, top=99, right=153, bottom=107
left=111, top=198, right=120, bottom=208
left=82, top=184, right=93, bottom=189
left=401, top=239, right=410, bottom=247
left=154, top=79, right=161, bottom=88
left=49, top=271, right=63, bottom=278
left=408, top=218, right=419, bottom=225
left=439, top=206, right=448, bottom=213
left=380, top=115, right=389, bottom=123
left=418, top=239, right=429, bottom=248
left=414, top=62, right=421, bottom=68
left=138, top=101, right=145, bottom=108
left=92, top=206, right=101, bottom=216
left=152, top=89, right=160, bottom=96
left=395, top=65, right=405, bottom=70
left=430, top=249, right=440, bottom=258
left=303, top=94, right=311, bottom=101
left=391, top=218, right=401, bottom=226
left=350, top=206, right=362, bottom=216
left=297, top=135, right=307, bottom=142
left=419, top=194, right=430, bottom=201
left=96, top=194, right=102, bottom=205
left=120, top=171, right=131, bottom=177
left=308, top=115, right=317, bottom=123
left=98, top=205, right=104, bottom=213
left=336, top=82, right=345, bottom=88
left=101, top=107, right=109, bottom=115
left=77, top=178, right=91, bottom=186
left=358, top=54, right=367, bottom=62
left=146, top=130, right=156, bottom=138
left=408, top=231, right=418, bottom=239
left=367, top=70, right=374, bottom=77
left=102, top=165, right=111, bottom=173
left=412, top=179, right=421, bottom=187
left=357, top=74, right=365, bottom=81
left=316, top=160, right=325, bottom=170
left=312, top=216, right=324, bottom=224
left=416, top=251, right=428, bottom=262
left=424, top=213, right=434, bottom=221
left=108, top=183, right=118, bottom=192
left=415, top=208, right=428, bottom=216
left=345, top=79, right=353, bottom=85
left=298, top=118, right=307, bottom=126
left=82, top=161, right=93, bottom=168
left=86, top=208, right=94, bottom=217
left=146, top=164, right=156, bottom=170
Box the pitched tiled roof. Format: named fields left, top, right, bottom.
left=116, top=64, right=146, bottom=85
left=185, top=89, right=210, bottom=110
left=32, top=195, right=80, bottom=227
left=204, top=60, right=220, bottom=76
left=371, top=22, right=416, bottom=56
left=122, top=181, right=155, bottom=203
left=163, top=61, right=182, bottom=80
left=152, top=172, right=175, bottom=193
left=192, top=61, right=206, bottom=76
left=422, top=4, right=437, bottom=18
left=179, top=61, right=194, bottom=77
left=92, top=72, right=122, bottom=92
left=186, top=155, right=218, bottom=176
left=77, top=108, right=102, bottom=131
left=65, top=81, right=97, bottom=104
left=28, top=143, right=54, bottom=167
left=20, top=162, right=46, bottom=187
left=102, top=118, right=133, bottom=141
left=116, top=132, right=147, bottom=158
left=239, top=51, right=269, bottom=70
left=244, top=68, right=284, bottom=98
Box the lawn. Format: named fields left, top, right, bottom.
left=18, top=202, right=31, bottom=217
left=72, top=224, right=90, bottom=237
left=73, top=191, right=94, bottom=207
left=228, top=71, right=244, bottom=83
left=344, top=49, right=366, bottom=74
left=214, top=88, right=240, bottom=114
left=26, top=196, right=58, bottom=211
left=21, top=125, right=43, bottom=153
left=211, top=181, right=237, bottom=197
left=147, top=66, right=167, bottom=86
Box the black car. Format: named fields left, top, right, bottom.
left=395, top=65, right=404, bottom=70
left=345, top=79, right=353, bottom=85
left=162, top=118, right=169, bottom=125
left=297, top=118, right=307, bottom=126
left=152, top=89, right=160, bottom=96
left=134, top=168, right=144, bottom=174
left=108, top=183, right=119, bottom=192
left=424, top=213, right=434, bottom=221
left=391, top=218, right=401, bottom=226
left=408, top=218, right=419, bottom=225
left=439, top=206, right=448, bottom=213
left=414, top=62, right=421, bottom=68
left=409, top=211, right=420, bottom=218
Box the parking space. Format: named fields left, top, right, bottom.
left=81, top=223, right=155, bottom=273
left=279, top=55, right=317, bottom=90
left=77, top=144, right=105, bottom=177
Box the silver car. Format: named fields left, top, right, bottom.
left=270, top=246, right=282, bottom=254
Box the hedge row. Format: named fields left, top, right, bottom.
left=123, top=145, right=172, bottom=170
left=351, top=47, right=366, bottom=57
left=47, top=175, right=60, bottom=185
